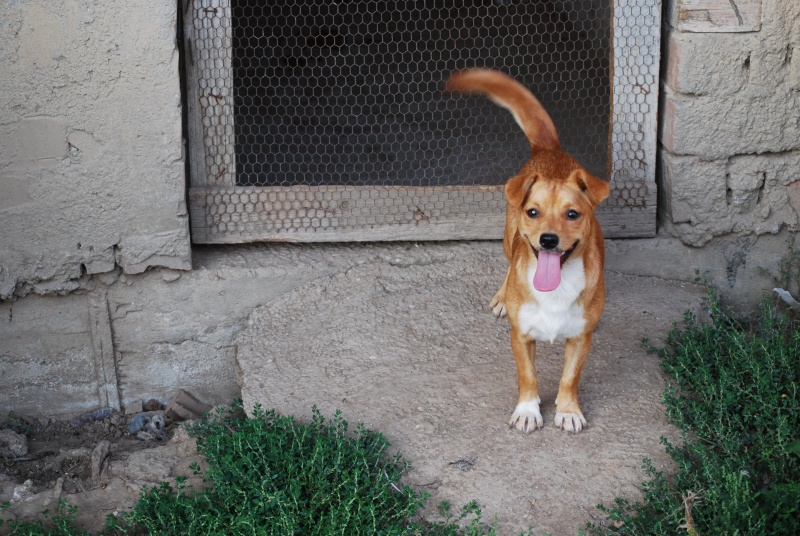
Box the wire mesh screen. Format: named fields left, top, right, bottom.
left=231, top=0, right=611, bottom=187
left=184, top=0, right=659, bottom=243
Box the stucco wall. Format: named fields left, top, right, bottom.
left=0, top=0, right=191, bottom=300
left=2, top=0, right=799, bottom=420
left=660, top=0, right=800, bottom=246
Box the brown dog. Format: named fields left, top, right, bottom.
left=446, top=69, right=610, bottom=433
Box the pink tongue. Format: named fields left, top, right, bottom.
left=533, top=250, right=562, bottom=292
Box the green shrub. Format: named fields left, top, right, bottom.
left=112, top=403, right=425, bottom=535
left=4, top=404, right=505, bottom=535
left=590, top=291, right=800, bottom=535
left=109, top=403, right=503, bottom=535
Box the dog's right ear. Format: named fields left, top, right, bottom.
left=445, top=69, right=560, bottom=152
left=504, top=174, right=538, bottom=208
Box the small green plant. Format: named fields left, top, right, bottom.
left=109, top=403, right=425, bottom=534
left=104, top=402, right=509, bottom=535
left=0, top=413, right=35, bottom=436
left=761, top=240, right=800, bottom=327
left=418, top=500, right=538, bottom=536
left=0, top=499, right=89, bottom=536
left=589, top=289, right=800, bottom=535
left=773, top=242, right=800, bottom=298
left=5, top=403, right=512, bottom=535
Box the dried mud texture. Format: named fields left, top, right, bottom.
left=0, top=417, right=205, bottom=533
left=236, top=244, right=705, bottom=535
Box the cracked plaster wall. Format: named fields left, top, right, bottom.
left=2, top=0, right=799, bottom=419
left=660, top=0, right=800, bottom=246
left=0, top=243, right=451, bottom=418
left=0, top=0, right=191, bottom=300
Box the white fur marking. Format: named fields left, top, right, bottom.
left=487, top=95, right=526, bottom=133
left=509, top=397, right=543, bottom=432
left=518, top=258, right=586, bottom=343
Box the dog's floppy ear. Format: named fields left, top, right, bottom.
left=445, top=69, right=560, bottom=151
left=569, top=169, right=610, bottom=207
left=504, top=173, right=539, bottom=208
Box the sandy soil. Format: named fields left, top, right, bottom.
left=236, top=242, right=705, bottom=535
left=1, top=242, right=705, bottom=535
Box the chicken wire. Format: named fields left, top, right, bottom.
left=232, top=0, right=610, bottom=186
left=184, top=0, right=659, bottom=242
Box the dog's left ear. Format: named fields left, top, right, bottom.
left=569, top=169, right=610, bottom=207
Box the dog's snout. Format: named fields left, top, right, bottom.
left=539, top=234, right=559, bottom=250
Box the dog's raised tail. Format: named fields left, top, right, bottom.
left=445, top=69, right=560, bottom=152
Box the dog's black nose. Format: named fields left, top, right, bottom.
left=539, top=234, right=559, bottom=250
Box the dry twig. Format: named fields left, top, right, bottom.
left=678, top=490, right=702, bottom=536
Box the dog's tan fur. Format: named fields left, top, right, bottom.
left=446, top=69, right=610, bottom=433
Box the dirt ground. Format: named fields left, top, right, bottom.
left=0, top=409, right=206, bottom=532
left=1, top=242, right=705, bottom=535
left=236, top=241, right=706, bottom=535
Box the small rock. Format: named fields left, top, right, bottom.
left=165, top=389, right=212, bottom=422
left=109, top=412, right=125, bottom=426
left=0, top=429, right=28, bottom=457
left=70, top=407, right=114, bottom=428
left=150, top=413, right=166, bottom=430
left=1, top=478, right=16, bottom=504
left=11, top=480, right=34, bottom=503
left=128, top=414, right=147, bottom=434
left=124, top=399, right=144, bottom=415
left=96, top=268, right=121, bottom=286
left=161, top=270, right=181, bottom=282
left=53, top=477, right=64, bottom=501
left=135, top=429, right=168, bottom=441
left=128, top=411, right=168, bottom=441
left=143, top=399, right=164, bottom=412
left=91, top=440, right=111, bottom=481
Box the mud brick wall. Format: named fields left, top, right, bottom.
left=659, top=0, right=800, bottom=246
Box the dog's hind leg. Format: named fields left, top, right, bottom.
left=490, top=267, right=510, bottom=318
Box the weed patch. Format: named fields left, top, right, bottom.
left=4, top=404, right=507, bottom=535
left=1, top=500, right=88, bottom=536
left=115, top=404, right=428, bottom=534
left=589, top=291, right=800, bottom=535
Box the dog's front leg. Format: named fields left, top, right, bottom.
left=508, top=326, right=542, bottom=432
left=489, top=267, right=510, bottom=318
left=554, top=332, right=592, bottom=432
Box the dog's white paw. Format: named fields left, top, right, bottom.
left=554, top=412, right=587, bottom=433
left=509, top=399, right=543, bottom=433
left=491, top=299, right=507, bottom=318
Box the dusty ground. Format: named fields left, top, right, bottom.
left=0, top=409, right=205, bottom=532
left=1, top=241, right=705, bottom=535
left=236, top=242, right=705, bottom=535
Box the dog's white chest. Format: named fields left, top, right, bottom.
left=518, top=258, right=587, bottom=343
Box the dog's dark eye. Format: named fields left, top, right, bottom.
left=566, top=209, right=580, bottom=220
left=525, top=208, right=539, bottom=219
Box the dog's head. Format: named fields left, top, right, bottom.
left=446, top=69, right=610, bottom=291
left=506, top=161, right=609, bottom=290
